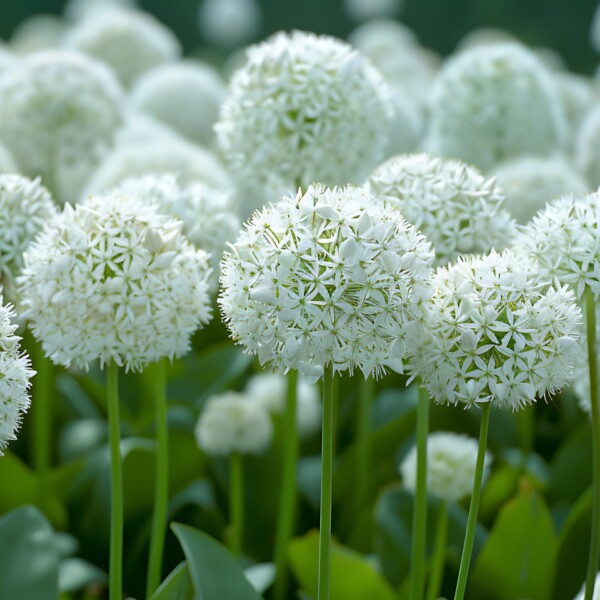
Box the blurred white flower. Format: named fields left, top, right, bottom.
left=554, top=73, right=595, bottom=152
left=367, top=153, right=515, bottom=265
left=343, top=0, right=402, bottom=22
left=195, top=391, right=273, bottom=456
left=572, top=307, right=599, bottom=416
left=199, top=0, right=262, bottom=48
left=220, top=184, right=433, bottom=380
left=10, top=15, right=65, bottom=55
left=400, top=432, right=491, bottom=502
left=384, top=92, right=424, bottom=157
left=19, top=192, right=212, bottom=372
left=576, top=107, right=600, bottom=188
left=64, top=0, right=138, bottom=22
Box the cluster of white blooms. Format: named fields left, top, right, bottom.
left=112, top=174, right=240, bottom=290
left=555, top=73, right=595, bottom=152
left=65, top=8, right=180, bottom=88
left=491, top=156, right=588, bottom=225
left=10, top=15, right=65, bottom=55
left=199, top=0, right=262, bottom=48
left=367, top=154, right=515, bottom=265
left=385, top=94, right=423, bottom=157
left=410, top=250, right=581, bottom=410
left=0, top=299, right=34, bottom=454
left=427, top=43, right=565, bottom=171
left=220, top=184, right=433, bottom=380
left=400, top=432, right=491, bottom=502
left=343, top=0, right=402, bottom=22
left=517, top=192, right=600, bottom=300
left=19, top=192, right=212, bottom=371
left=216, top=31, right=392, bottom=198
left=574, top=572, right=600, bottom=600
left=130, top=62, right=226, bottom=147
left=576, top=107, right=600, bottom=188
left=195, top=391, right=273, bottom=456
left=245, top=373, right=321, bottom=437
left=0, top=51, right=123, bottom=205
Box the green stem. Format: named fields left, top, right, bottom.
left=410, top=385, right=430, bottom=600
left=273, top=370, right=299, bottom=600
left=585, top=288, right=600, bottom=600
left=355, top=377, right=374, bottom=514
left=318, top=365, right=335, bottom=600
left=31, top=341, right=52, bottom=474
left=229, top=452, right=244, bottom=556
left=453, top=402, right=491, bottom=600
left=107, top=363, right=123, bottom=600
left=426, top=500, right=448, bottom=600
left=146, top=359, right=169, bottom=598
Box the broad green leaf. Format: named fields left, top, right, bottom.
left=172, top=523, right=264, bottom=600
left=150, top=562, right=194, bottom=600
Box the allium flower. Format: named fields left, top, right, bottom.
left=555, top=73, right=595, bottom=152
left=343, top=0, right=402, bottom=22
left=199, top=0, right=262, bottom=48
left=456, top=28, right=517, bottom=51
left=491, top=156, right=588, bottom=225
left=410, top=250, right=581, bottom=410
left=245, top=373, right=321, bottom=437
left=0, top=142, right=17, bottom=174
left=195, top=391, right=273, bottom=456
left=348, top=19, right=418, bottom=59
left=576, top=107, right=600, bottom=188
left=400, top=432, right=491, bottom=502
left=112, top=174, right=240, bottom=290
left=385, top=93, right=423, bottom=157
left=427, top=43, right=566, bottom=171
left=0, top=51, right=123, bottom=205
left=220, top=184, right=433, bottom=380
left=572, top=312, right=599, bottom=416
left=19, top=192, right=212, bottom=371
left=65, top=9, right=181, bottom=88
left=216, top=31, right=392, bottom=199
left=367, top=154, right=515, bottom=265
left=130, top=61, right=226, bottom=147
left=64, top=0, right=138, bottom=22
left=0, top=298, right=34, bottom=454
left=0, top=175, right=57, bottom=300
left=10, top=15, right=65, bottom=55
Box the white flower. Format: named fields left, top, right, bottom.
left=199, top=0, right=262, bottom=48
left=10, top=15, right=65, bottom=55
left=0, top=298, right=34, bottom=454
left=195, top=391, right=273, bottom=456
left=573, top=572, right=600, bottom=600
left=427, top=43, right=566, bottom=171
left=367, top=153, right=515, bottom=265
left=245, top=372, right=321, bottom=437
left=400, top=432, right=491, bottom=502
left=19, top=192, right=212, bottom=372
left=343, top=0, right=402, bottom=22
left=0, top=51, right=123, bottom=205
left=554, top=73, right=595, bottom=152
left=64, top=0, right=138, bottom=22
left=491, top=156, right=589, bottom=225
left=220, top=184, right=433, bottom=380
left=384, top=92, right=423, bottom=158
left=576, top=107, right=600, bottom=189
left=410, top=250, right=581, bottom=410
left=572, top=308, right=599, bottom=415
left=216, top=31, right=392, bottom=202
left=111, top=174, right=240, bottom=291
left=64, top=8, right=181, bottom=88
left=130, top=61, right=226, bottom=147
left=0, top=142, right=17, bottom=174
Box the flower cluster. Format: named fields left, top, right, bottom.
left=410, top=250, right=581, bottom=410
left=400, top=432, right=491, bottom=502
left=576, top=107, right=600, bottom=189
left=19, top=192, right=212, bottom=371
left=367, top=153, right=515, bottom=265
left=220, top=184, right=433, bottom=379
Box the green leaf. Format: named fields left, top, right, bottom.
left=288, top=530, right=396, bottom=600
left=171, top=523, right=264, bottom=600
left=471, top=488, right=557, bottom=600
left=150, top=562, right=194, bottom=600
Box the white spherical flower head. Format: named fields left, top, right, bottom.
left=400, top=432, right=491, bottom=502
left=216, top=31, right=393, bottom=197
left=64, top=0, right=138, bottom=22
left=10, top=15, right=65, bottom=55
left=0, top=299, right=34, bottom=454
left=195, top=391, right=273, bottom=456
left=199, top=0, right=262, bottom=48
left=427, top=43, right=565, bottom=171
left=576, top=107, right=600, bottom=189
left=245, top=372, right=321, bottom=437
left=0, top=51, right=123, bottom=205
left=65, top=8, right=180, bottom=88
left=491, top=156, right=588, bottom=225
left=343, top=0, right=402, bottom=22
left=367, top=154, right=515, bottom=265
left=130, top=61, right=226, bottom=147
left=555, top=73, right=595, bottom=152
left=19, top=192, right=212, bottom=371
left=0, top=175, right=58, bottom=300
left=112, top=174, right=240, bottom=291
left=411, top=250, right=581, bottom=410
left=220, top=184, right=434, bottom=380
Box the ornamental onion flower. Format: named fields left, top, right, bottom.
left=400, top=432, right=491, bottom=502
left=343, top=0, right=402, bottom=22
left=64, top=0, right=138, bottom=22
left=220, top=184, right=433, bottom=380
left=576, top=107, right=600, bottom=188
left=0, top=298, right=34, bottom=454
left=555, top=73, right=595, bottom=152
left=10, top=15, right=65, bottom=55
left=19, top=192, right=212, bottom=371
left=199, top=0, right=262, bottom=48
left=367, top=153, right=515, bottom=265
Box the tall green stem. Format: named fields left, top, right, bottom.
left=273, top=370, right=298, bottom=600
left=146, top=359, right=169, bottom=598
left=318, top=365, right=335, bottom=600
left=229, top=452, right=244, bottom=556
left=31, top=341, right=52, bottom=475
left=426, top=500, right=448, bottom=600
left=410, top=385, right=429, bottom=600
left=107, top=363, right=123, bottom=600
left=585, top=288, right=600, bottom=600
left=355, top=377, right=374, bottom=514
left=454, top=403, right=491, bottom=600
